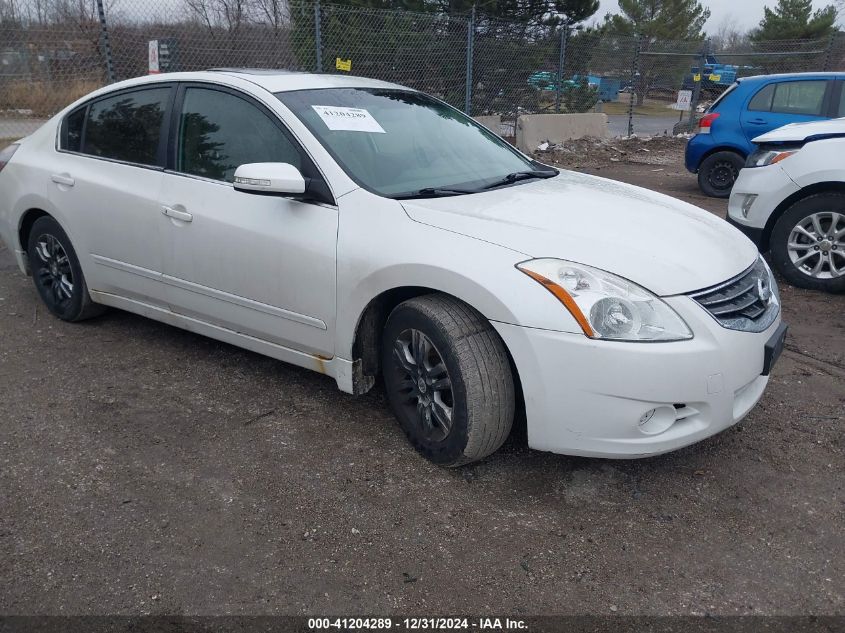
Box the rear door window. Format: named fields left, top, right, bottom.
left=838, top=82, right=845, bottom=117
left=749, top=80, right=828, bottom=116
left=63, top=107, right=85, bottom=152
left=82, top=87, right=171, bottom=166
left=771, top=81, right=827, bottom=115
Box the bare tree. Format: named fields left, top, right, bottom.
left=184, top=0, right=251, bottom=34
left=253, top=0, right=289, bottom=32
left=0, top=0, right=21, bottom=24
left=49, top=0, right=99, bottom=52
left=185, top=0, right=219, bottom=34
left=709, top=15, right=751, bottom=52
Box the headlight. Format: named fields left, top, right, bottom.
left=517, top=259, right=693, bottom=342
left=745, top=146, right=800, bottom=168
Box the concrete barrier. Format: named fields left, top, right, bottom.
left=516, top=113, right=608, bottom=153
left=473, top=115, right=502, bottom=136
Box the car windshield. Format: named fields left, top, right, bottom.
left=276, top=88, right=553, bottom=198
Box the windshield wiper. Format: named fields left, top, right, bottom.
left=482, top=169, right=557, bottom=190
left=391, top=169, right=557, bottom=199
left=393, top=186, right=478, bottom=200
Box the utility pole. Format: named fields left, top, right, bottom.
left=464, top=4, right=475, bottom=115
left=314, top=0, right=323, bottom=73
left=555, top=18, right=570, bottom=114
left=95, top=0, right=115, bottom=83
left=688, top=39, right=710, bottom=128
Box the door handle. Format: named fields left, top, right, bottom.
left=748, top=118, right=768, bottom=125
left=162, top=206, right=193, bottom=223
left=51, top=174, right=75, bottom=187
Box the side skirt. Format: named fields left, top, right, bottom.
left=89, top=290, right=359, bottom=394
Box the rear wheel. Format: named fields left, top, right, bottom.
left=26, top=216, right=105, bottom=321
left=381, top=294, right=515, bottom=467
left=698, top=151, right=744, bottom=198
left=770, top=193, right=845, bottom=293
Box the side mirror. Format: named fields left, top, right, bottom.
left=233, top=162, right=306, bottom=196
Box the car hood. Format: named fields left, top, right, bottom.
left=400, top=170, right=757, bottom=296
left=753, top=117, right=845, bottom=144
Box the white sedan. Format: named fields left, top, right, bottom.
left=0, top=70, right=786, bottom=466
left=729, top=117, right=845, bottom=293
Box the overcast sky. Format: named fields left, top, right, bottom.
left=592, top=0, right=841, bottom=32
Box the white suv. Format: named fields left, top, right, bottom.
left=729, top=118, right=845, bottom=293
left=0, top=70, right=785, bottom=465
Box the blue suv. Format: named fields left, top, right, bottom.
left=686, top=72, right=845, bottom=197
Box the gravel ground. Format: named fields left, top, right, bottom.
left=1, top=148, right=843, bottom=616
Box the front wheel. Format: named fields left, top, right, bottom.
left=27, top=216, right=105, bottom=321
left=770, top=193, right=845, bottom=293
left=381, top=294, right=515, bottom=467
left=697, top=151, right=744, bottom=198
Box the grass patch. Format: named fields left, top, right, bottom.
left=0, top=78, right=103, bottom=118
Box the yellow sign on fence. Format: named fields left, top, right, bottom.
left=709, top=74, right=721, bottom=82
left=693, top=73, right=701, bottom=82
left=335, top=58, right=352, bottom=72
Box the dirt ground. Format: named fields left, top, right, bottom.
left=1, top=141, right=843, bottom=617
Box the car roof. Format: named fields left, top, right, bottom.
left=202, top=68, right=409, bottom=92
left=55, top=70, right=416, bottom=121
left=738, top=71, right=845, bottom=84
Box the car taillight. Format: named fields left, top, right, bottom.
left=696, top=113, right=720, bottom=134
left=0, top=144, right=20, bottom=172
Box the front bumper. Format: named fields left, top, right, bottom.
left=494, top=295, right=783, bottom=458
left=726, top=215, right=765, bottom=248
left=727, top=164, right=800, bottom=251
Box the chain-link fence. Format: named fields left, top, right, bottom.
left=2, top=0, right=845, bottom=144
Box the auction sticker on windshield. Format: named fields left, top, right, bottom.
left=311, top=106, right=386, bottom=133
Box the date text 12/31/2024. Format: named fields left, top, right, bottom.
left=307, top=618, right=529, bottom=630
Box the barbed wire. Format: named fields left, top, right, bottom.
left=1, top=0, right=843, bottom=142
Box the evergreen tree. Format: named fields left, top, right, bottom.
left=604, top=0, right=709, bottom=41
left=751, top=0, right=838, bottom=42
left=604, top=0, right=710, bottom=106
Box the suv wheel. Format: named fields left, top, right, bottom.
left=381, top=294, right=515, bottom=467
left=698, top=151, right=744, bottom=198
left=770, top=193, right=845, bottom=293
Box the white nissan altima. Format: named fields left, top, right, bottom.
left=0, top=70, right=787, bottom=466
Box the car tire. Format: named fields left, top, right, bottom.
left=698, top=151, right=744, bottom=198
left=770, top=193, right=845, bottom=293
left=381, top=294, right=515, bottom=467
left=27, top=216, right=106, bottom=321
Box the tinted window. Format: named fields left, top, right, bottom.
left=748, top=84, right=775, bottom=111
left=839, top=82, right=845, bottom=117
left=84, top=88, right=170, bottom=165
left=64, top=107, right=85, bottom=152
left=177, top=88, right=301, bottom=182
left=771, top=80, right=827, bottom=115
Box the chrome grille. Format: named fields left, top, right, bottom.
left=688, top=257, right=779, bottom=333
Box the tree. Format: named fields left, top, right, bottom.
left=603, top=0, right=709, bottom=40
left=561, top=77, right=600, bottom=112
left=710, top=16, right=751, bottom=52
left=466, top=0, right=600, bottom=26
left=321, top=0, right=599, bottom=27
left=604, top=0, right=710, bottom=105
left=750, top=0, right=837, bottom=42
